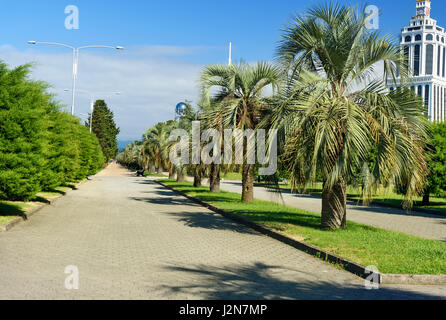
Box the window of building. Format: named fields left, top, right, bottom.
left=443, top=47, right=445, bottom=77
left=414, top=45, right=421, bottom=76
left=438, top=46, right=442, bottom=76
left=415, top=34, right=422, bottom=41
left=426, top=44, right=434, bottom=75
left=404, top=46, right=409, bottom=70
left=418, top=85, right=422, bottom=97
left=437, top=35, right=441, bottom=41
left=426, top=34, right=433, bottom=41
left=425, top=85, right=430, bottom=106
left=405, top=36, right=411, bottom=42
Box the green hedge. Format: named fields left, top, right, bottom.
left=0, top=61, right=105, bottom=201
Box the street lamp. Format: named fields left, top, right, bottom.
left=28, top=41, right=124, bottom=116
left=64, top=89, right=121, bottom=133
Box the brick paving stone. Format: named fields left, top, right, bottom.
left=0, top=165, right=445, bottom=300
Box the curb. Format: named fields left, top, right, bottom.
left=156, top=180, right=446, bottom=286
left=0, top=178, right=90, bottom=232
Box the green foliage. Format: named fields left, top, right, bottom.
left=426, top=122, right=446, bottom=196
left=270, top=2, right=429, bottom=209
left=118, top=120, right=180, bottom=173
left=87, top=99, right=120, bottom=160
left=0, top=61, right=105, bottom=201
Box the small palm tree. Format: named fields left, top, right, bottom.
left=268, top=2, right=428, bottom=229
left=200, top=62, right=281, bottom=202
left=143, top=123, right=169, bottom=174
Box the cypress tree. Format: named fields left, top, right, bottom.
left=0, top=61, right=106, bottom=201
left=87, top=100, right=120, bottom=160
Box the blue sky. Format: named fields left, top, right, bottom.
left=1, top=0, right=446, bottom=140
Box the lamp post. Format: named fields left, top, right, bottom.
left=64, top=89, right=121, bottom=133
left=28, top=41, right=124, bottom=115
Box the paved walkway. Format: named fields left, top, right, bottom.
left=192, top=179, right=446, bottom=242
left=0, top=164, right=445, bottom=299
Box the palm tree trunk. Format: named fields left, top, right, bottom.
left=193, top=166, right=202, bottom=187
left=149, top=161, right=156, bottom=174
left=422, top=188, right=430, bottom=206
left=157, top=166, right=163, bottom=174
left=209, top=163, right=220, bottom=193
left=242, top=163, right=254, bottom=203
left=321, top=179, right=347, bottom=230
left=176, top=166, right=185, bottom=183
left=169, top=165, right=176, bottom=179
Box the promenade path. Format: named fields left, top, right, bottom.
left=188, top=179, right=446, bottom=242
left=0, top=164, right=445, bottom=299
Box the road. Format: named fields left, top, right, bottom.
left=0, top=164, right=445, bottom=299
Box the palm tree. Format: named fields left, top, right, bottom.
left=268, top=2, right=428, bottom=229
left=143, top=123, right=169, bottom=175
left=200, top=62, right=281, bottom=202
left=117, top=141, right=143, bottom=170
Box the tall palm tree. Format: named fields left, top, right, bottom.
left=200, top=62, right=281, bottom=202
left=268, top=2, right=428, bottom=229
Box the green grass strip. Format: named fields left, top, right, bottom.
left=162, top=180, right=446, bottom=275
left=272, top=183, right=446, bottom=214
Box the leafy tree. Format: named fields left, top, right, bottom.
left=423, top=122, right=446, bottom=204
left=88, top=100, right=120, bottom=160
left=269, top=2, right=428, bottom=229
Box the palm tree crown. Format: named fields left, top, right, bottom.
left=268, top=2, right=428, bottom=229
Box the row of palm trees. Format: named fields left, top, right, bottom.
left=119, top=2, right=429, bottom=230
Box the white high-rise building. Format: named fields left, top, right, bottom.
left=389, top=0, right=446, bottom=121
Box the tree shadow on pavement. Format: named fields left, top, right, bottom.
left=163, top=211, right=258, bottom=234
left=157, top=262, right=446, bottom=300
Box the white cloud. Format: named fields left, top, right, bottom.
left=0, top=45, right=203, bottom=140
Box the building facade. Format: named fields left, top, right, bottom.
left=390, top=0, right=446, bottom=122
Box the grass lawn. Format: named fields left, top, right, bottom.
left=162, top=180, right=446, bottom=275
left=0, top=186, right=71, bottom=228
left=144, top=172, right=168, bottom=177
left=265, top=183, right=446, bottom=214
left=0, top=201, right=38, bottom=226
left=222, top=172, right=242, bottom=180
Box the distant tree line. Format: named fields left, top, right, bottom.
left=0, top=61, right=106, bottom=201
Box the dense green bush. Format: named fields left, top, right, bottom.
left=0, top=61, right=105, bottom=201
left=426, top=122, right=446, bottom=197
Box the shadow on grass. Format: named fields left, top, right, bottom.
left=158, top=262, right=446, bottom=300
left=0, top=202, right=27, bottom=220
